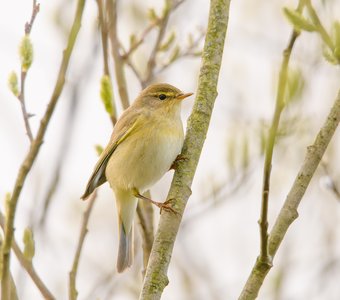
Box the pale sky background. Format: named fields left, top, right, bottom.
left=0, top=0, right=340, bottom=299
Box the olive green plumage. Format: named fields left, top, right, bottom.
left=81, top=83, right=193, bottom=272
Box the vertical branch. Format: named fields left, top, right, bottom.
left=69, top=192, right=97, bottom=300
left=1, top=0, right=86, bottom=298
left=259, top=0, right=304, bottom=264
left=97, top=0, right=110, bottom=77
left=136, top=191, right=155, bottom=277
left=139, top=0, right=231, bottom=299
left=239, top=90, right=340, bottom=300
left=107, top=0, right=130, bottom=109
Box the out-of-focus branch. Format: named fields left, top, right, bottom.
left=107, top=0, right=130, bottom=109
left=142, top=2, right=171, bottom=88
left=239, top=89, right=340, bottom=300
left=139, top=0, right=231, bottom=298
left=305, top=0, right=334, bottom=53
left=96, top=0, right=110, bottom=77
left=136, top=191, right=154, bottom=277
left=69, top=192, right=97, bottom=300
left=0, top=212, right=56, bottom=300
left=259, top=0, right=304, bottom=265
left=1, top=0, right=86, bottom=298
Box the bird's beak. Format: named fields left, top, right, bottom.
left=176, top=92, right=193, bottom=100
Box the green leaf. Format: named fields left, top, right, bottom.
left=19, top=35, right=33, bottom=72
left=8, top=72, right=19, bottom=97
left=23, top=228, right=35, bottom=262
left=283, top=7, right=316, bottom=32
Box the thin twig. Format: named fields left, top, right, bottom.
left=121, top=21, right=161, bottom=60
left=1, top=1, right=86, bottom=298
left=0, top=212, right=56, bottom=300
left=17, top=0, right=40, bottom=143
left=25, top=0, right=40, bottom=35
left=142, top=3, right=171, bottom=87
left=121, top=0, right=186, bottom=60
left=107, top=0, right=130, bottom=109
left=69, top=192, right=97, bottom=300
left=258, top=0, right=304, bottom=265
left=96, top=0, right=110, bottom=77
left=96, top=0, right=117, bottom=125
left=154, top=30, right=204, bottom=78
left=239, top=89, right=340, bottom=300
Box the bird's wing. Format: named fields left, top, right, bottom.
left=80, top=116, right=140, bottom=200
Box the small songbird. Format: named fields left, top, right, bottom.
left=81, top=83, right=193, bottom=272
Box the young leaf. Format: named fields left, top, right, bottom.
left=283, top=7, right=316, bottom=32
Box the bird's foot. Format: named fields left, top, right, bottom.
left=169, top=154, right=188, bottom=170
left=133, top=189, right=178, bottom=215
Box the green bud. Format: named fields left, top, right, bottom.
left=100, top=75, right=116, bottom=117
left=23, top=227, right=35, bottom=262
left=95, top=144, right=104, bottom=156
left=162, top=0, right=172, bottom=17
left=283, top=8, right=316, bottom=32
left=323, top=47, right=339, bottom=65
left=8, top=72, right=19, bottom=97
left=168, top=45, right=180, bottom=64
left=19, top=35, right=33, bottom=72
left=147, top=8, right=158, bottom=23
left=159, top=32, right=176, bottom=52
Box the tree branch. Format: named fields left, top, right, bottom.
left=69, top=192, right=97, bottom=300
left=107, top=0, right=130, bottom=109
left=239, top=89, right=340, bottom=300
left=17, top=0, right=40, bottom=143
left=259, top=0, right=305, bottom=264
left=0, top=212, right=56, bottom=300
left=1, top=0, right=86, bottom=298
left=139, top=0, right=231, bottom=299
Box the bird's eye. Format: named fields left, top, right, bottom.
left=158, top=94, right=166, bottom=100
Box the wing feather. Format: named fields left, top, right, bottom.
left=81, top=116, right=140, bottom=200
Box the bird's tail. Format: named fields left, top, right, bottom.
left=115, top=189, right=138, bottom=273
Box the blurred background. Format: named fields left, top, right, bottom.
left=0, top=0, right=339, bottom=299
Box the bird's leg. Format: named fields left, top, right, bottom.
left=169, top=154, right=188, bottom=171
left=132, top=188, right=178, bottom=215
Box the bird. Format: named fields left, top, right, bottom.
left=81, top=83, right=193, bottom=272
